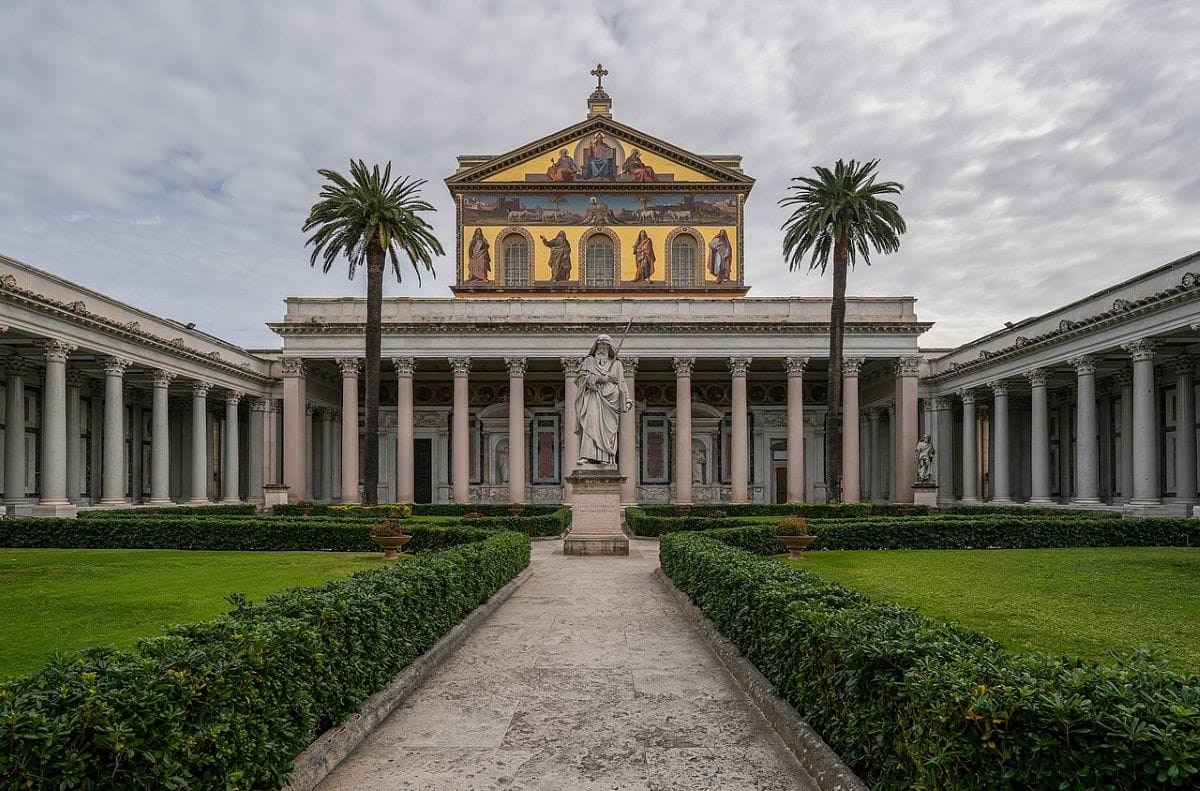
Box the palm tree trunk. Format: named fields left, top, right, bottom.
left=363, top=239, right=384, bottom=505
left=825, top=238, right=849, bottom=503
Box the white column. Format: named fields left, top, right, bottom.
left=1025, top=369, right=1053, bottom=503
left=1116, top=370, right=1134, bottom=502
left=392, top=357, right=415, bottom=504
left=1175, top=356, right=1197, bottom=505
left=450, top=357, right=471, bottom=503
left=933, top=397, right=955, bottom=502
left=784, top=357, right=807, bottom=503
left=894, top=356, right=921, bottom=503
left=34, top=341, right=77, bottom=515
left=321, top=408, right=335, bottom=502
left=247, top=399, right=266, bottom=505
left=729, top=356, right=752, bottom=503
left=100, top=356, right=131, bottom=506
left=1123, top=339, right=1161, bottom=505
left=189, top=381, right=211, bottom=504
left=1069, top=355, right=1100, bottom=504
left=864, top=407, right=880, bottom=501
left=959, top=389, right=980, bottom=503
left=988, top=380, right=1012, bottom=502
left=222, top=391, right=242, bottom=502
left=65, top=369, right=83, bottom=503
left=506, top=357, right=527, bottom=504
left=305, top=402, right=316, bottom=499
left=841, top=357, right=863, bottom=502
left=619, top=356, right=638, bottom=505
left=561, top=357, right=581, bottom=502
left=673, top=356, right=695, bottom=505
left=338, top=357, right=362, bottom=503
left=281, top=358, right=307, bottom=502
left=148, top=370, right=175, bottom=505
left=1097, top=382, right=1114, bottom=503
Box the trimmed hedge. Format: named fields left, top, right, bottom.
left=77, top=504, right=258, bottom=519
left=0, top=530, right=530, bottom=789
left=0, top=517, right=500, bottom=553
left=661, top=530, right=1200, bottom=788
left=461, top=507, right=571, bottom=538
left=639, top=502, right=874, bottom=518
left=624, top=507, right=762, bottom=537
left=268, top=502, right=562, bottom=517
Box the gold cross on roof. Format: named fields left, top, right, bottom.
left=591, top=63, right=608, bottom=89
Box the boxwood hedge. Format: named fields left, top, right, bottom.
left=0, top=529, right=530, bottom=790
left=661, top=529, right=1200, bottom=789
left=269, top=502, right=562, bottom=518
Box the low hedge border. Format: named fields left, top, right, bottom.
left=661, top=529, right=1200, bottom=788
left=0, top=530, right=531, bottom=790
left=269, top=502, right=562, bottom=518
left=77, top=504, right=259, bottom=518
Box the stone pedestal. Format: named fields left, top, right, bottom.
left=912, top=482, right=939, bottom=508
left=32, top=503, right=79, bottom=518
left=263, top=483, right=290, bottom=510
left=564, top=465, right=629, bottom=556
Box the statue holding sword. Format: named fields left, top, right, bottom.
left=574, top=320, right=634, bottom=466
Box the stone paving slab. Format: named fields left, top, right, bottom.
left=316, top=542, right=818, bottom=790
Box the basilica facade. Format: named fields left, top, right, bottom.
left=1, top=81, right=1197, bottom=515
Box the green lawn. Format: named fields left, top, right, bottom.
left=0, top=549, right=385, bottom=679
left=796, top=547, right=1200, bottom=672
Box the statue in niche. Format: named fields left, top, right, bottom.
left=915, top=434, right=935, bottom=483
left=574, top=334, right=632, bottom=466
left=692, top=441, right=707, bottom=484
left=546, top=149, right=579, bottom=182
left=582, top=131, right=616, bottom=180
left=708, top=229, right=733, bottom=282
left=496, top=439, right=509, bottom=484
left=632, top=230, right=655, bottom=281
left=540, top=230, right=572, bottom=281
left=467, top=228, right=491, bottom=282
left=622, top=148, right=657, bottom=183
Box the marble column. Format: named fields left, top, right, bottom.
left=894, top=356, right=921, bottom=503
left=148, top=370, right=175, bottom=505
left=100, top=357, right=131, bottom=506
left=0, top=357, right=25, bottom=508
left=65, top=370, right=84, bottom=503
left=281, top=357, right=307, bottom=502
left=884, top=402, right=895, bottom=501
left=1068, top=355, right=1100, bottom=505
left=189, top=381, right=211, bottom=504
left=673, top=356, right=695, bottom=505
left=506, top=357, right=527, bottom=504
left=34, top=341, right=77, bottom=515
left=988, top=380, right=1012, bottom=503
left=221, top=392, right=242, bottom=502
left=841, top=357, right=864, bottom=502
left=729, top=356, right=752, bottom=503
left=247, top=399, right=267, bottom=504
left=1097, top=381, right=1114, bottom=503
left=561, top=357, right=581, bottom=503
left=864, top=407, right=881, bottom=501
left=1025, top=369, right=1053, bottom=504
left=1175, top=356, right=1197, bottom=504
left=305, top=402, right=316, bottom=499
left=449, top=357, right=471, bottom=503
left=337, top=357, right=362, bottom=503
left=959, top=389, right=980, bottom=503
left=1115, top=370, right=1134, bottom=502
left=619, top=356, right=638, bottom=505
left=933, top=397, right=955, bottom=502
left=392, top=357, right=415, bottom=504
left=784, top=357, right=807, bottom=503
left=321, top=408, right=335, bottom=502
left=1123, top=339, right=1161, bottom=505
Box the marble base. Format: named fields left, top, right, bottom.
left=564, top=465, right=628, bottom=556
left=32, top=502, right=79, bottom=518
left=912, top=483, right=938, bottom=508
left=263, top=484, right=290, bottom=509
left=4, top=501, right=33, bottom=517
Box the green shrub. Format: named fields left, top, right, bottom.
left=0, top=530, right=530, bottom=790
left=455, top=507, right=571, bottom=537
left=327, top=503, right=412, bottom=518
left=624, top=507, right=762, bottom=537
left=639, top=502, right=874, bottom=519
left=937, top=503, right=1123, bottom=519
left=660, top=530, right=1200, bottom=788
left=269, top=502, right=561, bottom=518
left=78, top=504, right=259, bottom=519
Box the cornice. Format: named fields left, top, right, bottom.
left=269, top=320, right=933, bottom=337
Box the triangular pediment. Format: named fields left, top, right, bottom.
left=446, top=116, right=754, bottom=188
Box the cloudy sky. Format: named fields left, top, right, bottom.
left=1, top=0, right=1197, bottom=350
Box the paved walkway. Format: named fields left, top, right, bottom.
left=317, top=541, right=818, bottom=790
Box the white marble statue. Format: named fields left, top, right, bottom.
left=575, top=334, right=632, bottom=466
left=915, top=434, right=936, bottom=483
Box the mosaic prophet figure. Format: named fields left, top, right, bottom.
left=546, top=149, right=579, bottom=182
left=574, top=334, right=632, bottom=466
left=622, top=148, right=657, bottom=183
left=541, top=231, right=572, bottom=281
left=632, top=229, right=655, bottom=281
left=708, top=229, right=733, bottom=282
left=467, top=228, right=491, bottom=281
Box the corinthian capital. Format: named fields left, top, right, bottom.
left=1121, top=338, right=1158, bottom=362
left=622, top=356, right=638, bottom=377
left=336, top=357, right=362, bottom=377
left=102, top=356, right=131, bottom=376
left=842, top=356, right=865, bottom=377
left=958, top=388, right=976, bottom=405
left=894, top=355, right=922, bottom=377
left=988, top=380, right=1009, bottom=395
left=560, top=356, right=581, bottom=377
left=505, top=357, right=528, bottom=377
left=38, top=339, right=76, bottom=362
left=1024, top=368, right=1048, bottom=387
left=280, top=357, right=306, bottom=377
left=727, top=356, right=752, bottom=377
left=448, top=357, right=472, bottom=376
left=1068, top=355, right=1096, bottom=375
left=783, top=356, right=809, bottom=376
left=391, top=357, right=416, bottom=377
left=151, top=369, right=176, bottom=387
left=672, top=356, right=695, bottom=377
left=1, top=357, right=29, bottom=377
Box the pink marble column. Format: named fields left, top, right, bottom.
left=281, top=357, right=307, bottom=502
left=841, top=357, right=864, bottom=502
left=728, top=356, right=752, bottom=503
left=561, top=357, right=580, bottom=502
left=393, top=357, right=415, bottom=503
left=619, top=356, right=638, bottom=505
left=673, top=356, right=695, bottom=505
left=506, top=357, right=527, bottom=504
left=893, top=356, right=921, bottom=503
left=337, top=357, right=361, bottom=503
left=449, top=357, right=471, bottom=503
left=784, top=357, right=808, bottom=502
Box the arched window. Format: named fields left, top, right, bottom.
left=501, top=232, right=531, bottom=287
left=584, top=235, right=616, bottom=288
left=670, top=235, right=698, bottom=287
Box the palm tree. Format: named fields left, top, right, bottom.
left=303, top=160, right=444, bottom=505
left=779, top=159, right=905, bottom=502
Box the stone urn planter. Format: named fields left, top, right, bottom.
left=778, top=534, right=817, bottom=560
left=508, top=502, right=525, bottom=516
left=777, top=515, right=816, bottom=560
left=370, top=520, right=412, bottom=560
